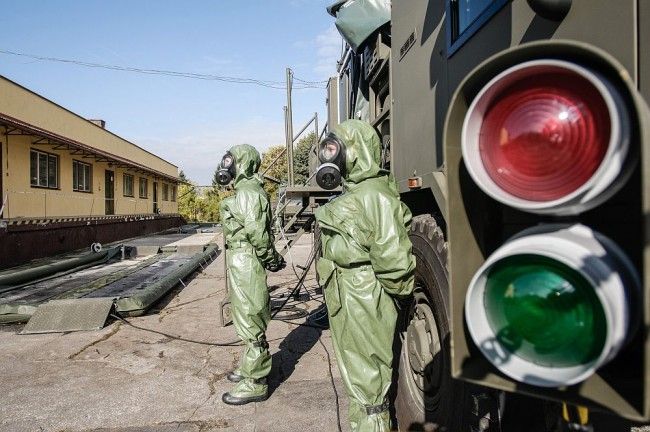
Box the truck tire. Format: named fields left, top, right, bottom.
left=394, top=214, right=501, bottom=432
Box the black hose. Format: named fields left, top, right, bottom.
left=271, top=305, right=309, bottom=320
left=109, top=313, right=243, bottom=347
left=109, top=235, right=323, bottom=349
left=270, top=237, right=320, bottom=320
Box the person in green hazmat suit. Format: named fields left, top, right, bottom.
left=216, top=144, right=285, bottom=406
left=314, top=120, right=416, bottom=431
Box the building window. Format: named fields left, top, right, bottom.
left=72, top=160, right=92, bottom=192
left=447, top=0, right=508, bottom=56
left=162, top=183, right=169, bottom=201
left=123, top=174, right=134, bottom=197
left=139, top=177, right=148, bottom=198
left=171, top=185, right=177, bottom=202
left=30, top=149, right=58, bottom=189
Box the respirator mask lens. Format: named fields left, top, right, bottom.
left=319, top=139, right=340, bottom=162
left=222, top=154, right=234, bottom=169
left=216, top=152, right=235, bottom=185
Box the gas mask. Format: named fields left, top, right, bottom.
left=316, top=133, right=346, bottom=190
left=216, top=152, right=236, bottom=186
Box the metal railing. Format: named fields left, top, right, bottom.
left=262, top=112, right=321, bottom=184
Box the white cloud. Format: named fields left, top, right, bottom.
left=136, top=118, right=285, bottom=185
left=314, top=25, right=342, bottom=79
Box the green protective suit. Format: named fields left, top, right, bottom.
left=220, top=144, right=282, bottom=398
left=315, top=120, right=416, bottom=431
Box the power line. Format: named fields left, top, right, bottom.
left=293, top=76, right=329, bottom=85
left=0, top=49, right=327, bottom=90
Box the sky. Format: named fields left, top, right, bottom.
left=0, top=0, right=342, bottom=185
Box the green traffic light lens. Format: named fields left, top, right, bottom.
left=484, top=254, right=607, bottom=367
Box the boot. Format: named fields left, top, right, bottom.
left=222, top=378, right=268, bottom=406
left=226, top=371, right=243, bottom=383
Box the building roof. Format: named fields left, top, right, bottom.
left=0, top=75, right=179, bottom=183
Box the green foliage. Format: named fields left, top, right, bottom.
left=258, top=132, right=317, bottom=199
left=177, top=170, right=198, bottom=222
left=177, top=169, right=232, bottom=222
left=294, top=132, right=317, bottom=185
left=259, top=144, right=287, bottom=200
left=180, top=133, right=318, bottom=222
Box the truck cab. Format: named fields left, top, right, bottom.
left=326, top=1, right=650, bottom=430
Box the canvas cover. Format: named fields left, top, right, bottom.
left=328, top=0, right=391, bottom=52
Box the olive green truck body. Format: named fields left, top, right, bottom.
left=327, top=0, right=650, bottom=429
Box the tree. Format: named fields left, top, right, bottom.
left=177, top=170, right=199, bottom=222
left=195, top=169, right=236, bottom=222
left=258, top=132, right=317, bottom=198
left=259, top=144, right=288, bottom=200
left=177, top=170, right=233, bottom=222
left=294, top=132, right=317, bottom=185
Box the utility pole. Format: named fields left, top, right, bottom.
left=312, top=112, right=319, bottom=187
left=285, top=67, right=295, bottom=187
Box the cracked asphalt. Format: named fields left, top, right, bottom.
left=2, top=232, right=648, bottom=432
left=0, top=234, right=349, bottom=432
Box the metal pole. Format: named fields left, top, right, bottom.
left=261, top=146, right=287, bottom=176
left=285, top=68, right=295, bottom=187
left=284, top=105, right=288, bottom=140
left=292, top=116, right=316, bottom=143
left=312, top=113, right=319, bottom=188
left=282, top=106, right=289, bottom=183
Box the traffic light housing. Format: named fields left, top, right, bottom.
left=446, top=41, right=650, bottom=421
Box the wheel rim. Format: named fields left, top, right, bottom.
left=401, top=281, right=444, bottom=410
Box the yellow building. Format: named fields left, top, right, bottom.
left=0, top=76, right=180, bottom=219
left=0, top=75, right=183, bottom=268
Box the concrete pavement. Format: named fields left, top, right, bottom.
left=2, top=232, right=648, bottom=432
left=0, top=234, right=348, bottom=432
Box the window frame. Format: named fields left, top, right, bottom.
left=72, top=159, right=93, bottom=193
left=171, top=185, right=177, bottom=202
left=162, top=183, right=169, bottom=201
left=30, top=149, right=59, bottom=189
left=139, top=177, right=148, bottom=199
left=123, top=173, right=134, bottom=197
left=446, top=0, right=509, bottom=57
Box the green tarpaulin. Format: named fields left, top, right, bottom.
left=328, top=0, right=391, bottom=52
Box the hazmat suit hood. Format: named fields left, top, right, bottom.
left=229, top=144, right=262, bottom=187
left=331, top=119, right=384, bottom=185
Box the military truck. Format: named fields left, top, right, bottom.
left=324, top=0, right=650, bottom=430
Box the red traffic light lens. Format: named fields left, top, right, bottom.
left=480, top=70, right=610, bottom=202
left=462, top=60, right=632, bottom=215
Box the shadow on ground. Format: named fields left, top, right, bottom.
left=268, top=324, right=322, bottom=396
